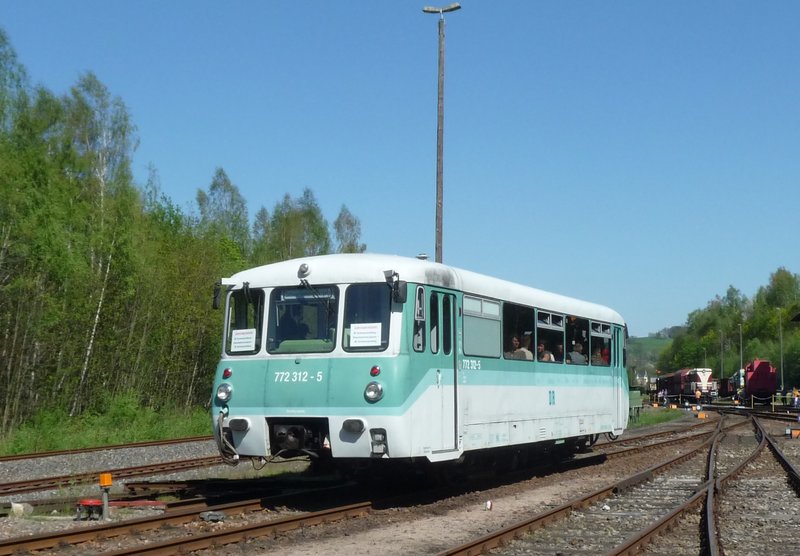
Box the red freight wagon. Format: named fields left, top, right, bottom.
left=744, top=359, right=777, bottom=403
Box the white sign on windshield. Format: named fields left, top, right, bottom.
left=350, top=322, right=382, bottom=347
left=231, top=328, right=257, bottom=351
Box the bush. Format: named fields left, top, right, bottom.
left=0, top=392, right=211, bottom=455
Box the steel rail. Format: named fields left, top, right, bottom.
left=609, top=415, right=768, bottom=556
left=102, top=501, right=372, bottom=555
left=752, top=416, right=800, bottom=492
left=605, top=417, right=728, bottom=556
left=437, top=424, right=719, bottom=556
left=0, top=485, right=362, bottom=555
left=0, top=436, right=213, bottom=463
left=0, top=455, right=222, bottom=496
left=604, top=417, right=718, bottom=446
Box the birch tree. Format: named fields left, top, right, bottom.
left=63, top=73, right=138, bottom=416
left=334, top=205, right=366, bottom=253
left=266, top=188, right=331, bottom=261
left=196, top=167, right=250, bottom=260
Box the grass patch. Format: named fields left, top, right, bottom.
left=630, top=407, right=686, bottom=428
left=0, top=392, right=211, bottom=455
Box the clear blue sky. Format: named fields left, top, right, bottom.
left=5, top=2, right=799, bottom=337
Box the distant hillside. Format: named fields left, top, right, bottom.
left=628, top=336, right=671, bottom=375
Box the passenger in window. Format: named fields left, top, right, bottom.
left=505, top=334, right=521, bottom=358
left=516, top=334, right=534, bottom=360
left=553, top=343, right=564, bottom=362
left=591, top=346, right=604, bottom=365
left=537, top=341, right=555, bottom=362
left=280, top=306, right=308, bottom=340
left=567, top=342, right=587, bottom=364
left=279, top=307, right=299, bottom=340
left=602, top=347, right=610, bottom=364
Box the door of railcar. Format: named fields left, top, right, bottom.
left=614, top=326, right=627, bottom=428
left=428, top=289, right=458, bottom=451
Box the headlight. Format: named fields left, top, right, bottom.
left=364, top=381, right=383, bottom=403
left=216, top=383, right=233, bottom=402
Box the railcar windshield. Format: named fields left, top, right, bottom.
left=225, top=287, right=265, bottom=355
left=343, top=283, right=391, bottom=352
left=267, top=285, right=339, bottom=354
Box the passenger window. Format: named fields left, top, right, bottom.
left=536, top=310, right=564, bottom=363
left=565, top=316, right=589, bottom=365
left=502, top=302, right=535, bottom=361
left=590, top=322, right=612, bottom=366
left=462, top=295, right=501, bottom=358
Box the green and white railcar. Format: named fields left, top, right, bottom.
left=211, top=253, right=628, bottom=468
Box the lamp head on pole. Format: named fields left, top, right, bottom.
left=423, top=2, right=461, bottom=16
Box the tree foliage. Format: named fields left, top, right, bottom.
left=0, top=31, right=367, bottom=434
left=657, top=268, right=800, bottom=391
left=263, top=188, right=332, bottom=261
left=334, top=205, right=366, bottom=253
left=196, top=167, right=250, bottom=262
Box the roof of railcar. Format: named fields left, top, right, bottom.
left=223, top=253, right=625, bottom=326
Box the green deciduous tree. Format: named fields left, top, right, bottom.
left=196, top=167, right=250, bottom=263
left=658, top=271, right=800, bottom=390
left=334, top=205, right=366, bottom=253
left=0, top=29, right=368, bottom=436
left=0, top=29, right=28, bottom=132
left=266, top=188, right=331, bottom=261
left=250, top=206, right=271, bottom=266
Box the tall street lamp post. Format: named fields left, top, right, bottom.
left=423, top=2, right=460, bottom=263
left=779, top=308, right=785, bottom=391
left=739, top=323, right=743, bottom=373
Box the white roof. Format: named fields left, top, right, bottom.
left=223, top=253, right=625, bottom=326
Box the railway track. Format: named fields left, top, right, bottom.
left=6, top=412, right=794, bottom=555
left=0, top=483, right=364, bottom=555
left=0, top=436, right=213, bottom=464
left=441, top=420, right=722, bottom=555
left=715, top=436, right=800, bottom=553
left=442, top=414, right=800, bottom=556
left=0, top=436, right=225, bottom=505
left=0, top=456, right=223, bottom=497
left=0, top=416, right=726, bottom=554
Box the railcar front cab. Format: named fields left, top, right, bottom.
left=211, top=265, right=407, bottom=466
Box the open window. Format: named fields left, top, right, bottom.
left=503, top=302, right=535, bottom=361
left=590, top=322, right=612, bottom=366
left=565, top=315, right=589, bottom=365
left=536, top=310, right=565, bottom=363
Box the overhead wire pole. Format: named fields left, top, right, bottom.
left=423, top=2, right=460, bottom=263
